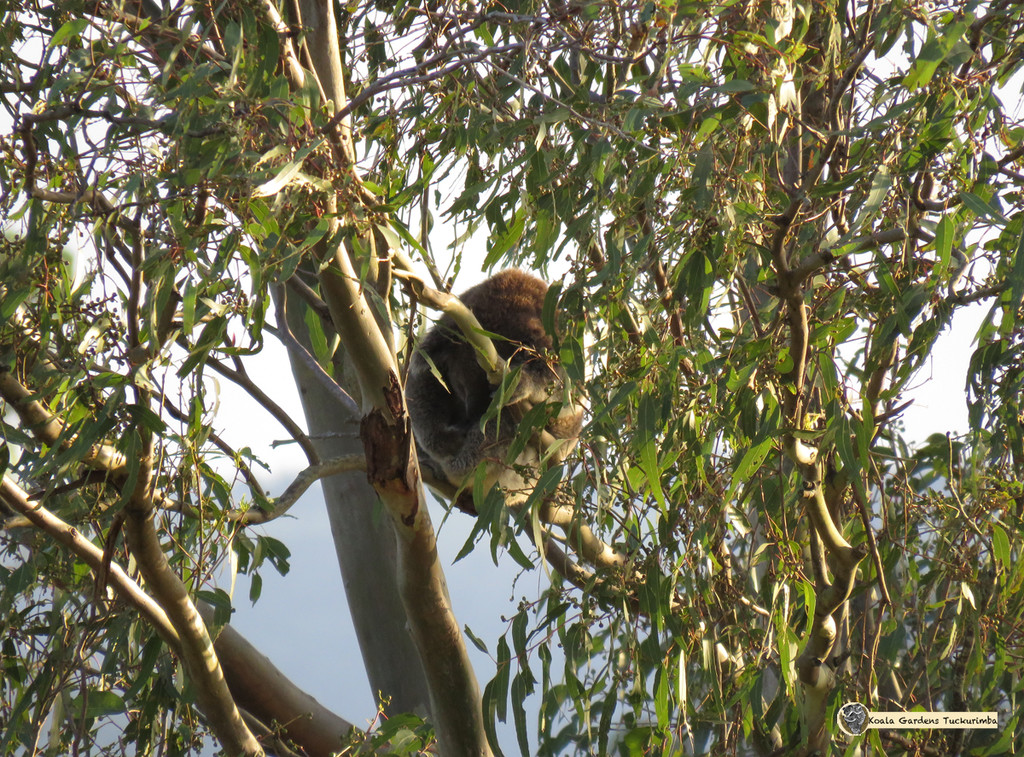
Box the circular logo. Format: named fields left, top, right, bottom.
left=837, top=702, right=869, bottom=735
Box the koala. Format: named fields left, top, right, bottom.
left=405, top=269, right=583, bottom=511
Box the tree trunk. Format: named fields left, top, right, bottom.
left=282, top=298, right=432, bottom=716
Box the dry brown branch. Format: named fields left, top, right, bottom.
left=273, top=283, right=360, bottom=417
left=201, top=353, right=320, bottom=465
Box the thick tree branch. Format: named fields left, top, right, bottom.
left=789, top=228, right=908, bottom=283
left=313, top=168, right=493, bottom=757
left=395, top=267, right=503, bottom=380
left=1, top=475, right=358, bottom=757
left=121, top=397, right=262, bottom=756
left=537, top=499, right=626, bottom=570
left=200, top=606, right=360, bottom=757
left=0, top=368, right=129, bottom=473
left=0, top=475, right=180, bottom=645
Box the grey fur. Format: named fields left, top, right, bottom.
left=406, top=270, right=583, bottom=503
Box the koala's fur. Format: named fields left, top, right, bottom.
left=406, top=270, right=583, bottom=510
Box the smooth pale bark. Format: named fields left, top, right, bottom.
left=271, top=0, right=433, bottom=716
left=200, top=605, right=359, bottom=757
left=314, top=249, right=491, bottom=755
left=276, top=2, right=491, bottom=750
left=278, top=292, right=433, bottom=716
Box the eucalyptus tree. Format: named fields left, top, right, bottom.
left=2, top=1, right=1023, bottom=756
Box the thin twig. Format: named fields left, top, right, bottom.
left=200, top=352, right=320, bottom=465
left=233, top=455, right=365, bottom=524
left=273, top=284, right=359, bottom=417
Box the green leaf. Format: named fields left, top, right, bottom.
left=959, top=191, right=1009, bottom=225
left=1003, top=223, right=1024, bottom=332
left=69, top=690, right=125, bottom=719
left=181, top=280, right=198, bottom=335
left=537, top=107, right=571, bottom=124
left=991, top=523, right=1010, bottom=571
left=52, top=18, right=89, bottom=47
left=692, top=142, right=714, bottom=208
left=976, top=714, right=1018, bottom=754
left=303, top=301, right=331, bottom=369
left=834, top=413, right=869, bottom=507
left=481, top=677, right=506, bottom=757
left=252, top=159, right=305, bottom=198
left=638, top=440, right=667, bottom=513
left=485, top=207, right=526, bottom=268
left=197, top=588, right=234, bottom=627
left=730, top=438, right=772, bottom=497
left=902, top=20, right=970, bottom=90
left=932, top=214, right=954, bottom=282
left=122, top=635, right=164, bottom=700
left=493, top=637, right=511, bottom=723
left=654, top=666, right=670, bottom=727
left=717, top=79, right=756, bottom=93
left=511, top=673, right=530, bottom=756
left=465, top=626, right=489, bottom=655
left=853, top=166, right=891, bottom=227
left=0, top=284, right=30, bottom=320
left=248, top=572, right=263, bottom=603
